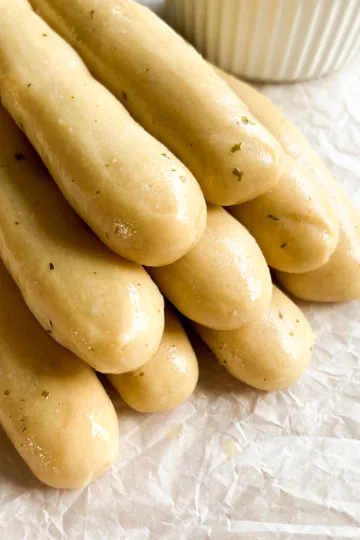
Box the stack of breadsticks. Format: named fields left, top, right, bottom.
left=0, top=0, right=358, bottom=489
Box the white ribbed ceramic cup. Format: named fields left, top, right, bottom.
left=166, top=0, right=360, bottom=82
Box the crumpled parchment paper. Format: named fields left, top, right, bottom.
left=1, top=2, right=360, bottom=539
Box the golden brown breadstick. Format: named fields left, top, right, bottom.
left=195, top=286, right=314, bottom=391
left=150, top=206, right=272, bottom=330
left=216, top=68, right=339, bottom=274
left=109, top=306, right=198, bottom=413
left=0, top=261, right=119, bottom=489
left=30, top=0, right=284, bottom=205
left=0, top=0, right=206, bottom=266
left=0, top=105, right=164, bottom=374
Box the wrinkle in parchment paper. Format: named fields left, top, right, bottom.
left=1, top=2, right=360, bottom=539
